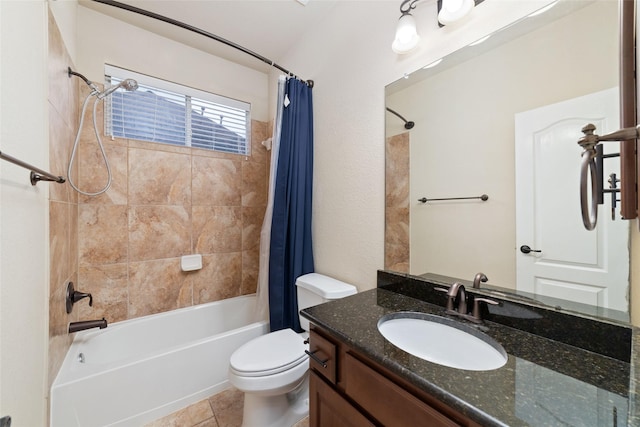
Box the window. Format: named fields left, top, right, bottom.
left=104, top=65, right=251, bottom=155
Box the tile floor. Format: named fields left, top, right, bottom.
left=144, top=387, right=309, bottom=427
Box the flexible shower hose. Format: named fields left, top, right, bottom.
left=67, top=91, right=112, bottom=196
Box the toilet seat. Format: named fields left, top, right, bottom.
left=230, top=329, right=308, bottom=377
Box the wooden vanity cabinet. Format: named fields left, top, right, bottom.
left=308, top=326, right=482, bottom=427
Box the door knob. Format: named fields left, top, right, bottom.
left=520, top=245, right=541, bottom=254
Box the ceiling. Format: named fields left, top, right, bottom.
left=79, top=0, right=341, bottom=73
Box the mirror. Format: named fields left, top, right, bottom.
left=385, top=0, right=631, bottom=322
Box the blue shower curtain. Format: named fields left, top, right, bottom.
left=268, top=78, right=315, bottom=332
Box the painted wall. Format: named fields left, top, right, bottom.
left=48, top=0, right=77, bottom=61
left=0, top=1, right=49, bottom=425
left=76, top=6, right=270, bottom=122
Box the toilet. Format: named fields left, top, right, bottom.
left=228, top=273, right=357, bottom=427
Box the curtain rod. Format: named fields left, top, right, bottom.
left=89, top=0, right=313, bottom=87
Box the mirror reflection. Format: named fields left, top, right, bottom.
left=384, top=0, right=630, bottom=321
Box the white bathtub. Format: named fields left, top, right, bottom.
left=51, top=294, right=268, bottom=427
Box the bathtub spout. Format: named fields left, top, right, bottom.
left=69, top=318, right=108, bottom=333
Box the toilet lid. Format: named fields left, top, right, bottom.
left=230, top=329, right=308, bottom=377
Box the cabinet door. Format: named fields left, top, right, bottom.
left=309, top=371, right=375, bottom=427
left=344, top=353, right=462, bottom=427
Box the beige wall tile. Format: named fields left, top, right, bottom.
left=78, top=204, right=129, bottom=265
left=78, top=83, right=105, bottom=140
left=192, top=156, right=241, bottom=207
left=77, top=264, right=129, bottom=322
left=77, top=141, right=128, bottom=205
left=129, top=205, right=191, bottom=261
left=49, top=276, right=74, bottom=339
left=241, top=247, right=259, bottom=295
left=250, top=119, right=269, bottom=165
left=129, top=259, right=191, bottom=317
left=241, top=206, right=264, bottom=251
left=128, top=148, right=191, bottom=206
left=193, top=206, right=242, bottom=254
left=70, top=72, right=268, bottom=326
left=188, top=145, right=246, bottom=161
left=69, top=200, right=78, bottom=275
left=129, top=138, right=190, bottom=155
left=385, top=132, right=409, bottom=208
left=193, top=253, right=242, bottom=304
left=385, top=132, right=410, bottom=273
left=48, top=11, right=80, bottom=389
left=384, top=207, right=409, bottom=272
left=49, top=104, right=73, bottom=203
left=241, top=160, right=267, bottom=207
left=50, top=201, right=70, bottom=294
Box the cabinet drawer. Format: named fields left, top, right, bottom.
left=344, top=353, right=461, bottom=427
left=309, top=329, right=337, bottom=384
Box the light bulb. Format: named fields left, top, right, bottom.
left=392, top=13, right=420, bottom=54
left=438, top=0, right=474, bottom=26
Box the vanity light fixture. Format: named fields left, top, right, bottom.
left=393, top=0, right=485, bottom=54
left=392, top=0, right=421, bottom=54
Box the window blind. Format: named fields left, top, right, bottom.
left=104, top=65, right=251, bottom=156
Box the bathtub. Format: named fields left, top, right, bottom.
left=51, top=294, right=268, bottom=427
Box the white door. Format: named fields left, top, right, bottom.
left=515, top=87, right=629, bottom=312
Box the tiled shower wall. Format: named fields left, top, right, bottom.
left=46, top=9, right=269, bottom=389
left=385, top=132, right=409, bottom=273
left=73, top=91, right=268, bottom=323
left=48, top=9, right=80, bottom=390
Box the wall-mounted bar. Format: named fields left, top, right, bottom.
left=418, top=194, right=488, bottom=203
left=0, top=151, right=66, bottom=185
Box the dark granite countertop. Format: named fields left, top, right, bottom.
left=301, top=284, right=638, bottom=427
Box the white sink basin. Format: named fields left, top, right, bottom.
left=377, top=312, right=508, bottom=371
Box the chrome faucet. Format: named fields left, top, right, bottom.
left=472, top=272, right=488, bottom=288
left=68, top=318, right=107, bottom=333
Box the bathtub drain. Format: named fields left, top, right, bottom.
left=77, top=352, right=85, bottom=363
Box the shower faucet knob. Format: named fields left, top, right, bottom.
left=65, top=282, right=93, bottom=314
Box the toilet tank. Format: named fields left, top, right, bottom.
left=296, top=273, right=357, bottom=331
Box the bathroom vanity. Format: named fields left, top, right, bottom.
left=301, top=271, right=637, bottom=427
left=307, top=326, right=482, bottom=426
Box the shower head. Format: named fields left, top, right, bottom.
left=97, top=79, right=139, bottom=99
